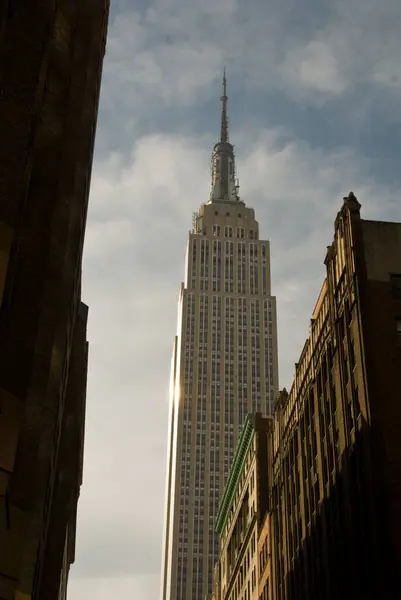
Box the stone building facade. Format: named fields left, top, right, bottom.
left=209, top=414, right=273, bottom=600
left=0, top=2, right=109, bottom=599
left=257, top=512, right=273, bottom=600
left=268, top=193, right=401, bottom=600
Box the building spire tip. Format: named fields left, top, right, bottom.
left=210, top=70, right=241, bottom=204
left=220, top=68, right=228, bottom=142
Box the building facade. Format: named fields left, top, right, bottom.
left=257, top=511, right=273, bottom=600
left=214, top=414, right=273, bottom=600
left=0, top=2, right=109, bottom=599
left=268, top=193, right=401, bottom=600
left=160, top=75, right=279, bottom=600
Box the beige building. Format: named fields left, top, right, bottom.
left=258, top=512, right=273, bottom=600
left=268, top=193, right=401, bottom=599
left=160, top=75, right=279, bottom=600
left=210, top=414, right=272, bottom=600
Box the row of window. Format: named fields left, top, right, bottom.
left=192, top=239, right=266, bottom=261
left=212, top=225, right=258, bottom=239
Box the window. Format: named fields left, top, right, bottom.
left=350, top=341, right=356, bottom=370
left=391, top=274, right=401, bottom=300
left=354, top=387, right=361, bottom=418
left=397, top=319, right=401, bottom=345
left=213, top=225, right=221, bottom=236
left=225, top=226, right=233, bottom=237
left=237, top=227, right=245, bottom=238
left=0, top=221, right=13, bottom=306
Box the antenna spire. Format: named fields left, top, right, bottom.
left=220, top=67, right=228, bottom=143
left=209, top=69, right=243, bottom=204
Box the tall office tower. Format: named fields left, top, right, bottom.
left=161, top=74, right=279, bottom=600
left=0, top=2, right=109, bottom=599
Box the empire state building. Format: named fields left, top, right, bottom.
left=160, top=74, right=279, bottom=600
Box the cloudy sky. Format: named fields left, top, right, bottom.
left=68, top=0, right=401, bottom=597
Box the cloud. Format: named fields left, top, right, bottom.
left=102, top=0, right=401, bottom=114
left=282, top=41, right=347, bottom=96
left=95, top=0, right=401, bottom=172
left=103, top=7, right=224, bottom=111
left=279, top=0, right=401, bottom=100
left=68, top=575, right=158, bottom=600
left=72, top=124, right=401, bottom=594
left=69, top=0, right=401, bottom=598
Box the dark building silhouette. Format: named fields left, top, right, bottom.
left=268, top=193, right=401, bottom=600
left=0, top=2, right=109, bottom=599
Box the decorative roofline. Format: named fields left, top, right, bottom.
left=215, top=414, right=256, bottom=535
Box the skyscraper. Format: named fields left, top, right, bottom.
left=161, top=74, right=279, bottom=600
